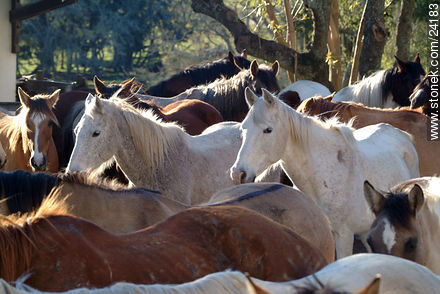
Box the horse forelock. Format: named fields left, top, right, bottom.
left=380, top=192, right=413, bottom=229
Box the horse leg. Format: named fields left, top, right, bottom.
left=334, top=227, right=354, bottom=259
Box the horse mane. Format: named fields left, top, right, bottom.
left=0, top=170, right=59, bottom=214
left=195, top=64, right=276, bottom=120
left=57, top=171, right=162, bottom=195
left=147, top=54, right=251, bottom=96
left=101, top=97, right=185, bottom=186
left=298, top=96, right=427, bottom=120
left=0, top=192, right=69, bottom=282
left=339, top=69, right=389, bottom=107
left=277, top=98, right=356, bottom=151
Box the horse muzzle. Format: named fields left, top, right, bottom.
left=230, top=167, right=256, bottom=185
left=30, top=156, right=47, bottom=171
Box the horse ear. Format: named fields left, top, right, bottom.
left=241, top=49, right=247, bottom=59
left=85, top=93, right=101, bottom=111
left=118, top=79, right=135, bottom=97
left=262, top=88, right=275, bottom=107
left=228, top=51, right=234, bottom=64
left=250, top=60, right=259, bottom=77
left=363, top=181, right=385, bottom=215
left=244, top=273, right=271, bottom=294
left=93, top=76, right=107, bottom=95
left=18, top=87, right=31, bottom=108
left=324, top=92, right=335, bottom=101
left=357, top=275, right=381, bottom=294
left=409, top=184, right=425, bottom=216
left=245, top=87, right=258, bottom=108
left=414, top=53, right=421, bottom=64
left=47, top=89, right=61, bottom=108
left=271, top=60, right=279, bottom=76
left=395, top=56, right=408, bottom=73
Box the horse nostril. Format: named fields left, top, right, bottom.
left=239, top=171, right=246, bottom=184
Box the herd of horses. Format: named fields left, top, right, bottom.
left=0, top=51, right=439, bottom=293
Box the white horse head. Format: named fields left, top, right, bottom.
left=230, top=88, right=289, bottom=184
left=66, top=94, right=120, bottom=172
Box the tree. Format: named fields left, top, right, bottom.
left=395, top=0, right=416, bottom=61
left=358, top=0, right=387, bottom=78
left=190, top=0, right=334, bottom=88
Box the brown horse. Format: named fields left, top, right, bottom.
left=0, top=170, right=334, bottom=263
left=94, top=76, right=224, bottom=135
left=297, top=96, right=438, bottom=176
left=2, top=203, right=327, bottom=291
left=0, top=88, right=59, bottom=172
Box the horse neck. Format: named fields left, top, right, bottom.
left=418, top=191, right=440, bottom=269
left=346, top=70, right=391, bottom=107
left=115, top=108, right=185, bottom=188
left=280, top=107, right=354, bottom=199
left=202, top=72, right=249, bottom=120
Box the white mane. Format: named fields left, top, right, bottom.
left=106, top=97, right=186, bottom=184
left=276, top=98, right=356, bottom=150
left=333, top=70, right=390, bottom=108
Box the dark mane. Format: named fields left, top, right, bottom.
left=381, top=192, right=412, bottom=228
left=57, top=171, right=162, bottom=195
left=209, top=184, right=284, bottom=206
left=293, top=275, right=348, bottom=294
left=146, top=54, right=251, bottom=97
left=0, top=170, right=59, bottom=214
left=195, top=64, right=279, bottom=121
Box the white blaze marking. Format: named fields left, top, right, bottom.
left=31, top=113, right=46, bottom=164
left=382, top=218, right=396, bottom=253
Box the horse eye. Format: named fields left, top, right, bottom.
left=263, top=127, right=272, bottom=134
left=404, top=237, right=418, bottom=252
left=92, top=130, right=101, bottom=137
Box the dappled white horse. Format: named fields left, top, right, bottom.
left=66, top=94, right=279, bottom=205
left=280, top=80, right=331, bottom=101
left=230, top=88, right=419, bottom=258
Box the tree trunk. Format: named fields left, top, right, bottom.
left=358, top=0, right=387, bottom=78
left=264, top=0, right=287, bottom=46
left=284, top=0, right=297, bottom=82
left=349, top=0, right=368, bottom=84
left=328, top=0, right=342, bottom=90
left=395, top=0, right=415, bottom=61
left=190, top=0, right=333, bottom=88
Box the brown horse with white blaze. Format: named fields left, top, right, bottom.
left=0, top=88, right=59, bottom=172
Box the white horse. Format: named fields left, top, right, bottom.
left=365, top=177, right=440, bottom=274
left=253, top=254, right=440, bottom=294
left=66, top=94, right=279, bottom=205
left=280, top=80, right=331, bottom=100
left=230, top=88, right=419, bottom=258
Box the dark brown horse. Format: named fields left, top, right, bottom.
left=149, top=59, right=281, bottom=121
left=2, top=204, right=327, bottom=291
left=410, top=72, right=434, bottom=116
left=146, top=51, right=251, bottom=97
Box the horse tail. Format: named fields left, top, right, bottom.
left=0, top=170, right=59, bottom=214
